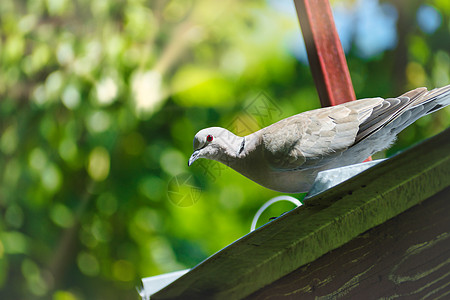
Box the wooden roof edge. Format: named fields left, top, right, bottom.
left=151, top=128, right=450, bottom=300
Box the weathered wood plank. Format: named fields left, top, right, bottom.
left=247, top=186, right=450, bottom=299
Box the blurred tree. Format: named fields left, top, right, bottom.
left=0, top=0, right=448, bottom=299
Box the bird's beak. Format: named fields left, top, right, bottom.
left=188, top=149, right=201, bottom=166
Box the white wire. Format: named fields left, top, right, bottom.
left=250, top=196, right=302, bottom=232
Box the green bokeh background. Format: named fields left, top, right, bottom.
left=0, top=0, right=449, bottom=299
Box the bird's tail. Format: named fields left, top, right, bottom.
left=354, top=84, right=449, bottom=153
left=390, top=84, right=450, bottom=133
left=402, top=84, right=450, bottom=114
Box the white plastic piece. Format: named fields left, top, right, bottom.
left=139, top=269, right=190, bottom=299
left=250, top=196, right=302, bottom=232
left=305, top=159, right=386, bottom=199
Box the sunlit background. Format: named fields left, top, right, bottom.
left=0, top=0, right=449, bottom=299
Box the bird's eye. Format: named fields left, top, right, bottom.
left=206, top=135, right=213, bottom=142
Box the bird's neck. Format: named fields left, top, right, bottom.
left=217, top=132, right=262, bottom=169
left=218, top=135, right=245, bottom=163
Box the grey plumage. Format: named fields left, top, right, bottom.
left=188, top=85, right=450, bottom=193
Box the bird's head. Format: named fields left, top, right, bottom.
left=188, top=127, right=240, bottom=166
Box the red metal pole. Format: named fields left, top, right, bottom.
left=294, top=0, right=356, bottom=107
left=294, top=0, right=372, bottom=160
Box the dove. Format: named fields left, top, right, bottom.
left=188, top=85, right=450, bottom=193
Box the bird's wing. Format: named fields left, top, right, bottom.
left=262, top=97, right=387, bottom=170
left=354, top=96, right=411, bottom=143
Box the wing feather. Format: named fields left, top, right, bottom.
left=262, top=98, right=384, bottom=170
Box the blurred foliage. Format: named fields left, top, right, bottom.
left=0, top=0, right=449, bottom=299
